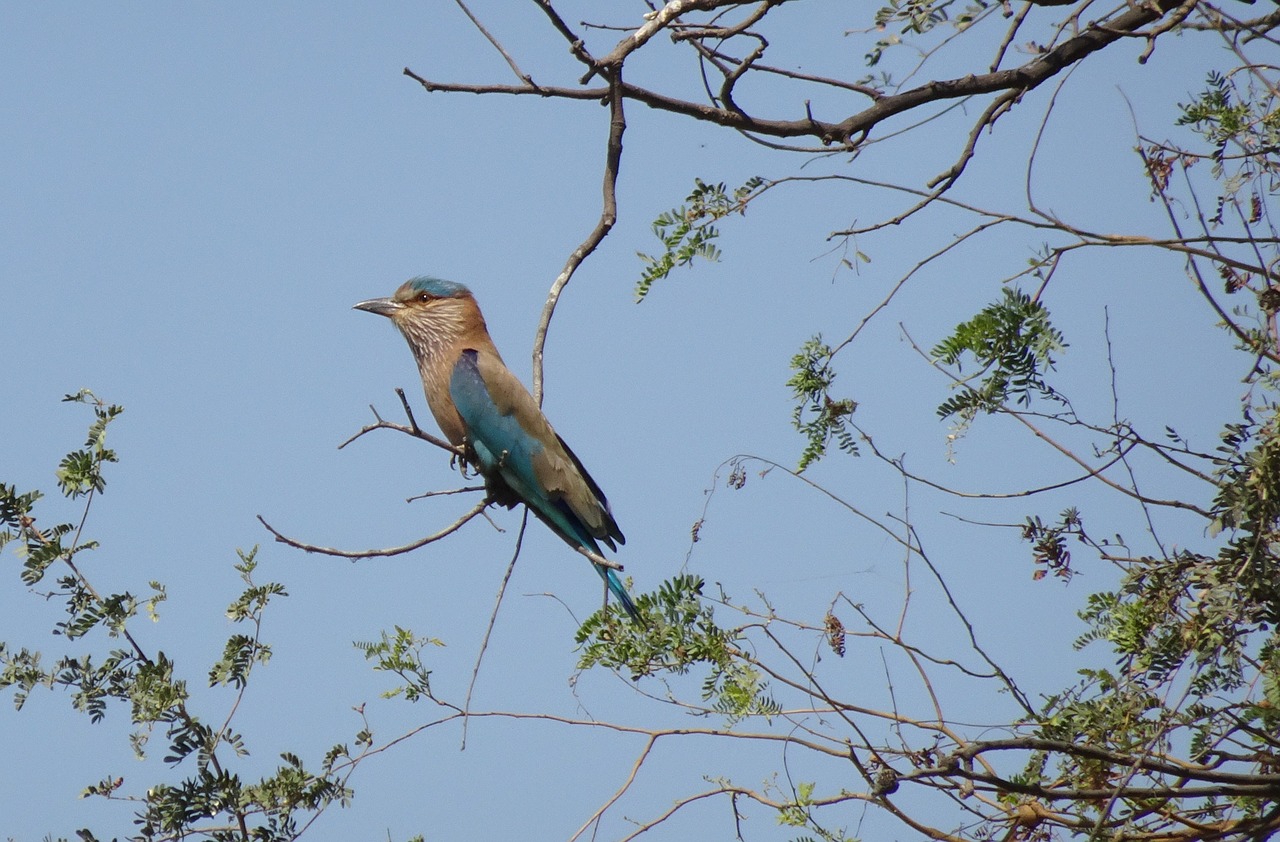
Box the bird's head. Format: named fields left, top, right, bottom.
left=354, top=276, right=481, bottom=352
left=354, top=276, right=473, bottom=319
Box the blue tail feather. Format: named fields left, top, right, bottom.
left=596, top=564, right=641, bottom=622
left=538, top=498, right=641, bottom=622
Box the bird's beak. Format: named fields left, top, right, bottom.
left=353, top=297, right=403, bottom=318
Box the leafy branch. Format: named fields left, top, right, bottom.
left=576, top=574, right=781, bottom=722
left=1, top=394, right=361, bottom=841
left=932, top=287, right=1067, bottom=426
left=786, top=336, right=858, bottom=472
left=635, top=176, right=764, bottom=301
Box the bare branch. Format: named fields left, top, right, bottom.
left=531, top=73, right=626, bottom=404
left=339, top=392, right=463, bottom=457
left=573, top=543, right=623, bottom=572
left=451, top=0, right=534, bottom=85
left=462, top=511, right=528, bottom=749
left=407, top=1, right=1190, bottom=152
left=256, top=500, right=488, bottom=558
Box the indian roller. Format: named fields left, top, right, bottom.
left=354, top=276, right=640, bottom=621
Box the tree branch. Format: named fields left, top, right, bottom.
left=256, top=500, right=488, bottom=558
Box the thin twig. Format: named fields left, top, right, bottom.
left=451, top=0, right=535, bottom=85
left=899, top=324, right=1214, bottom=518
left=256, top=500, right=488, bottom=558
left=339, top=403, right=461, bottom=456
left=406, top=486, right=486, bottom=503
left=531, top=72, right=627, bottom=405
left=574, top=543, right=623, bottom=572
left=569, top=735, right=658, bottom=842
left=462, top=510, right=528, bottom=749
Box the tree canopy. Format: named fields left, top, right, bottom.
left=4, top=2, right=1280, bottom=840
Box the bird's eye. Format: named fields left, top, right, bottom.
left=417, top=292, right=433, bottom=302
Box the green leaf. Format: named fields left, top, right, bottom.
left=786, top=336, right=858, bottom=472
left=932, top=287, right=1067, bottom=425
left=635, top=176, right=765, bottom=301
left=355, top=626, right=445, bottom=702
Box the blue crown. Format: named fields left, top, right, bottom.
left=405, top=276, right=471, bottom=298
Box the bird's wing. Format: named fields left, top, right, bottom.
left=553, top=431, right=624, bottom=545
left=449, top=349, right=621, bottom=549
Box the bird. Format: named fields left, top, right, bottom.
left=354, top=276, right=640, bottom=621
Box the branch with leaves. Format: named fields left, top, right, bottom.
left=1, top=394, right=369, bottom=841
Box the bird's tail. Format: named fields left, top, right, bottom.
left=595, top=563, right=641, bottom=622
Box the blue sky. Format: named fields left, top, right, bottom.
left=1, top=4, right=1244, bottom=840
